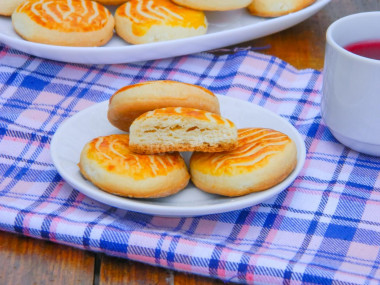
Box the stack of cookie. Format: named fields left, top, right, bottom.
left=4, top=0, right=316, bottom=47
left=78, top=80, right=297, bottom=199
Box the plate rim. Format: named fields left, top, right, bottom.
left=0, top=0, right=331, bottom=64
left=50, top=95, right=306, bottom=217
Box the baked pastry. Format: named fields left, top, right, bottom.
left=12, top=0, right=114, bottom=47
left=129, top=107, right=238, bottom=154
left=0, top=0, right=25, bottom=16
left=170, top=0, right=252, bottom=11
left=94, top=0, right=128, bottom=5
left=248, top=0, right=316, bottom=17
left=115, top=0, right=207, bottom=44
left=108, top=80, right=220, bottom=132
left=78, top=134, right=190, bottom=198
left=190, top=128, right=297, bottom=196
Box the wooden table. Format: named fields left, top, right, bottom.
left=1, top=1, right=378, bottom=284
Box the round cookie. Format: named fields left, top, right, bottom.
left=129, top=107, right=237, bottom=154
left=107, top=80, right=220, bottom=132
left=0, top=0, right=25, bottom=16
left=12, top=0, right=115, bottom=47
left=248, top=0, right=316, bottom=17
left=78, top=134, right=190, bottom=198
left=190, top=128, right=297, bottom=196
left=171, top=0, right=252, bottom=11
left=115, top=0, right=207, bottom=44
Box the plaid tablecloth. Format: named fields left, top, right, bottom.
left=0, top=43, right=379, bottom=284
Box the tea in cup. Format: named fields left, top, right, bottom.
left=321, top=12, right=380, bottom=156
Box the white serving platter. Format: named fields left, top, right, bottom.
left=0, top=0, right=330, bottom=64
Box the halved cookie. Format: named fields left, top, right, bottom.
left=129, top=107, right=238, bottom=154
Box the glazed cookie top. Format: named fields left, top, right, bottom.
left=191, top=128, right=296, bottom=176
left=83, top=134, right=187, bottom=180
left=136, top=107, right=235, bottom=127
left=15, top=0, right=113, bottom=32
left=116, top=0, right=207, bottom=36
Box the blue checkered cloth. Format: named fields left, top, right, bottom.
left=0, top=43, right=379, bottom=284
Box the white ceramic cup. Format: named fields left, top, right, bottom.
left=321, top=12, right=380, bottom=156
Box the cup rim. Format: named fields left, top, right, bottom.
left=326, top=11, right=380, bottom=65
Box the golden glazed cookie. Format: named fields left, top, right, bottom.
left=12, top=0, right=115, bottom=46
left=107, top=80, right=220, bottom=132
left=78, top=134, right=190, bottom=198
left=190, top=128, right=297, bottom=196
left=129, top=107, right=238, bottom=154
left=171, top=0, right=252, bottom=11
left=115, top=0, right=207, bottom=44
left=248, top=0, right=316, bottom=17
left=0, top=0, right=25, bottom=16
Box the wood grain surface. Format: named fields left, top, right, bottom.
left=0, top=1, right=378, bottom=284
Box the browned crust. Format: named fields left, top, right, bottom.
left=107, top=80, right=220, bottom=132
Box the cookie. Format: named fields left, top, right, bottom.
left=12, top=0, right=114, bottom=46
left=248, top=0, right=316, bottom=17
left=78, top=134, right=190, bottom=198
left=0, top=0, right=25, bottom=16
left=190, top=128, right=297, bottom=196
left=107, top=80, right=220, bottom=132
left=129, top=107, right=238, bottom=154
left=115, top=0, right=207, bottom=44
left=171, top=0, right=252, bottom=11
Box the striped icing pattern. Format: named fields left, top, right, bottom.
left=116, top=0, right=206, bottom=36
left=139, top=107, right=234, bottom=126
left=86, top=134, right=183, bottom=179
left=192, top=128, right=292, bottom=176
left=16, top=0, right=111, bottom=32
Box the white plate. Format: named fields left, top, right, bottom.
left=50, top=96, right=306, bottom=217
left=0, top=0, right=330, bottom=64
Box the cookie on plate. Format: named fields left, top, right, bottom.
left=190, top=128, right=297, bottom=196
left=170, top=0, right=252, bottom=11
left=248, top=0, right=316, bottom=17
left=12, top=0, right=114, bottom=46
left=129, top=107, right=238, bottom=154
left=0, top=0, right=25, bottom=16
left=115, top=0, right=207, bottom=44
left=107, top=80, right=220, bottom=132
left=78, top=134, right=190, bottom=198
